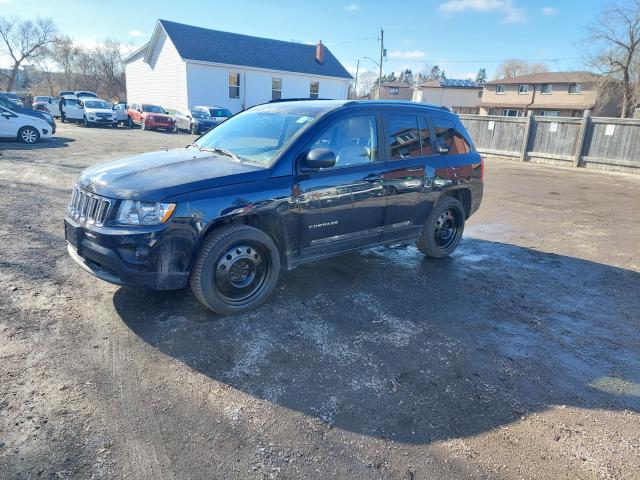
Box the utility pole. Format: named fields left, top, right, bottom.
left=354, top=59, right=360, bottom=99
left=378, top=27, right=384, bottom=97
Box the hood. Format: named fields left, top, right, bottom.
left=79, top=147, right=270, bottom=201
left=143, top=112, right=172, bottom=119
left=194, top=118, right=218, bottom=126
left=85, top=107, right=114, bottom=114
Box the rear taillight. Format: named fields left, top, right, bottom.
left=480, top=155, right=485, bottom=181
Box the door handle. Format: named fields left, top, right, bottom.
left=364, top=173, right=381, bottom=182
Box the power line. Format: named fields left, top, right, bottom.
left=382, top=57, right=582, bottom=64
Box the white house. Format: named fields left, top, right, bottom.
left=413, top=78, right=483, bottom=115
left=123, top=20, right=352, bottom=113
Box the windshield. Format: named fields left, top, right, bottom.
left=84, top=100, right=111, bottom=109
left=194, top=108, right=320, bottom=166
left=192, top=109, right=210, bottom=119
left=143, top=105, right=166, bottom=113
left=210, top=108, right=232, bottom=117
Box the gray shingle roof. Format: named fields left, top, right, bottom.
left=158, top=19, right=352, bottom=80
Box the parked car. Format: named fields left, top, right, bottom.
left=0, top=93, right=56, bottom=134
left=175, top=108, right=219, bottom=134
left=79, top=99, right=118, bottom=127
left=195, top=105, right=232, bottom=124
left=33, top=96, right=61, bottom=117
left=112, top=102, right=129, bottom=125
left=126, top=103, right=175, bottom=131
left=59, top=95, right=84, bottom=123
left=64, top=100, right=483, bottom=315
left=0, top=92, right=23, bottom=106
left=75, top=91, right=97, bottom=99
left=0, top=104, right=53, bottom=143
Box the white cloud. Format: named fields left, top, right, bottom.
left=129, top=30, right=145, bottom=38
left=541, top=6, right=558, bottom=15
left=387, top=50, right=427, bottom=60
left=439, top=0, right=526, bottom=23
left=345, top=4, right=360, bottom=11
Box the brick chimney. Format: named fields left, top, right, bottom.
left=315, top=40, right=324, bottom=64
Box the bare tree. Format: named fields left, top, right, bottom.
left=93, top=39, right=126, bottom=100
left=0, top=16, right=56, bottom=91
left=584, top=1, right=640, bottom=117
left=495, top=59, right=548, bottom=79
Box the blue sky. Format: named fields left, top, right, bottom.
left=0, top=0, right=602, bottom=79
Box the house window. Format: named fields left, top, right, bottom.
left=541, top=83, right=552, bottom=94
left=488, top=108, right=497, bottom=115
left=477, top=90, right=483, bottom=98
left=540, top=110, right=561, bottom=117
left=518, top=84, right=529, bottom=94
left=272, top=77, right=282, bottom=100
left=310, top=81, right=319, bottom=99
left=495, top=84, right=506, bottom=94
left=389, top=86, right=399, bottom=95
left=568, top=83, right=581, bottom=94
left=229, top=73, right=240, bottom=99
left=502, top=109, right=522, bottom=117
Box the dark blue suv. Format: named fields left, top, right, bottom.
left=65, top=100, right=483, bottom=314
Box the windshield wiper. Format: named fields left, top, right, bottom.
left=202, top=146, right=242, bottom=162
left=188, top=142, right=202, bottom=151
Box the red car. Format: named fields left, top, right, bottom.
left=127, top=103, right=175, bottom=132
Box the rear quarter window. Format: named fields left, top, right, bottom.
left=432, top=117, right=471, bottom=155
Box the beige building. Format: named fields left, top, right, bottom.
left=480, top=71, right=620, bottom=117
left=370, top=81, right=414, bottom=100
left=413, top=78, right=482, bottom=114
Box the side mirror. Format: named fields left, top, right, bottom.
left=302, top=148, right=336, bottom=170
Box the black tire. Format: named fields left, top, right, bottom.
left=127, top=116, right=133, bottom=128
left=83, top=116, right=90, bottom=128
left=416, top=196, right=465, bottom=258
left=191, top=224, right=281, bottom=315
left=60, top=113, right=66, bottom=123
left=18, top=126, right=40, bottom=144
left=190, top=123, right=197, bottom=135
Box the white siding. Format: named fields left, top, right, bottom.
left=186, top=62, right=349, bottom=113
left=125, top=29, right=188, bottom=111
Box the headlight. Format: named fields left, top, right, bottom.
left=116, top=200, right=176, bottom=225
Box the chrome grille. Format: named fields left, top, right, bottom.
left=68, top=186, right=112, bottom=226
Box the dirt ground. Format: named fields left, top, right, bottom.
left=0, top=122, right=639, bottom=479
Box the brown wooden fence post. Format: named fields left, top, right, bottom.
left=573, top=111, right=591, bottom=168
left=520, top=112, right=534, bottom=161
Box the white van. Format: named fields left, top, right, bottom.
left=59, top=95, right=84, bottom=123
left=0, top=105, right=53, bottom=143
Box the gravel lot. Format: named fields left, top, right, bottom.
left=1, top=122, right=639, bottom=479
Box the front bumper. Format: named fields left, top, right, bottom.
left=64, top=217, right=191, bottom=290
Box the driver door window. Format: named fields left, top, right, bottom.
left=307, top=115, right=378, bottom=169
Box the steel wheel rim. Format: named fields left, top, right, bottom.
left=22, top=128, right=37, bottom=143
left=434, top=208, right=460, bottom=249
left=214, top=243, right=269, bottom=305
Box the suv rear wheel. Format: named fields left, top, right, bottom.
left=190, top=224, right=281, bottom=315
left=416, top=196, right=465, bottom=258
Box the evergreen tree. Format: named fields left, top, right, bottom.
left=476, top=68, right=487, bottom=84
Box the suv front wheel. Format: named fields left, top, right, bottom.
left=190, top=224, right=281, bottom=315
left=416, top=196, right=465, bottom=258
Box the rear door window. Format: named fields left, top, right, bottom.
left=386, top=115, right=421, bottom=160
left=432, top=117, right=471, bottom=155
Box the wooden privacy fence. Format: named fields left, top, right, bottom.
left=459, top=114, right=640, bottom=174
